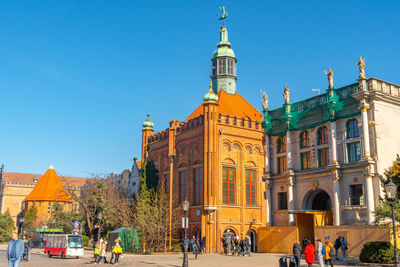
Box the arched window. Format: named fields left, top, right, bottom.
left=317, top=126, right=328, bottom=145
left=347, top=119, right=360, bottom=138
left=300, top=131, right=310, bottom=148
left=277, top=137, right=286, bottom=154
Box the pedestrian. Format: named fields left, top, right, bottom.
left=201, top=236, right=206, bottom=254
left=316, top=239, right=325, bottom=267
left=333, top=236, right=341, bottom=260
left=292, top=241, right=302, bottom=267
left=6, top=232, right=24, bottom=267
left=324, top=240, right=334, bottom=267
left=99, top=241, right=107, bottom=264
left=22, top=237, right=30, bottom=262
left=190, top=235, right=199, bottom=259
left=304, top=240, right=315, bottom=267
left=111, top=240, right=123, bottom=265
left=244, top=235, right=251, bottom=256
left=94, top=241, right=101, bottom=264
left=340, top=237, right=348, bottom=261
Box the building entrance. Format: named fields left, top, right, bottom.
left=246, top=229, right=257, bottom=252
left=303, top=189, right=332, bottom=211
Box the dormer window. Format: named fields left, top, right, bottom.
left=33, top=177, right=38, bottom=183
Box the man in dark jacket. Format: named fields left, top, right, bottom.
left=201, top=236, right=206, bottom=254
left=292, top=242, right=302, bottom=267
left=341, top=237, right=348, bottom=261
left=334, top=236, right=341, bottom=260
left=6, top=232, right=24, bottom=267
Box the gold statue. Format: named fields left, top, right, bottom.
left=324, top=68, right=334, bottom=89
left=355, top=56, right=366, bottom=79
left=260, top=90, right=269, bottom=111
left=283, top=85, right=290, bottom=104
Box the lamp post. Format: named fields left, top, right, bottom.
left=97, top=210, right=103, bottom=242
left=182, top=200, right=189, bottom=267
left=385, top=180, right=399, bottom=267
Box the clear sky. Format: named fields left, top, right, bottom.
left=1, top=1, right=399, bottom=177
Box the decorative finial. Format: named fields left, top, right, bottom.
left=218, top=6, right=228, bottom=24
left=283, top=85, right=290, bottom=104
left=324, top=68, right=334, bottom=89
left=260, top=89, right=269, bottom=111
left=204, top=77, right=219, bottom=102
left=355, top=56, right=366, bottom=79
left=49, top=165, right=55, bottom=170
left=142, top=114, right=154, bottom=129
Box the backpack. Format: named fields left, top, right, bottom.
left=329, top=247, right=335, bottom=258
left=321, top=245, right=326, bottom=255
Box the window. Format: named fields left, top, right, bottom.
left=212, top=59, right=217, bottom=76
left=278, top=192, right=288, bottom=210
left=318, top=148, right=329, bottom=167
left=180, top=170, right=187, bottom=202
left=233, top=117, right=236, bottom=125
left=228, top=59, right=234, bottom=74
left=218, top=58, right=226, bottom=74
left=165, top=174, right=170, bottom=192
left=317, top=126, right=328, bottom=145
left=277, top=137, right=286, bottom=154
left=300, top=152, right=311, bottom=170
left=277, top=156, right=286, bottom=173
left=246, top=169, right=256, bottom=206
left=347, top=119, right=360, bottom=138
left=348, top=142, right=361, bottom=162
left=222, top=167, right=236, bottom=205
left=194, top=168, right=203, bottom=205
left=300, top=131, right=310, bottom=148
left=350, top=184, right=363, bottom=205
left=241, top=119, right=244, bottom=127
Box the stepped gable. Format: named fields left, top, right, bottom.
left=23, top=166, right=72, bottom=202
left=186, top=90, right=262, bottom=121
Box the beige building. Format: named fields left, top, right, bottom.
left=0, top=165, right=90, bottom=226
left=262, top=64, right=400, bottom=230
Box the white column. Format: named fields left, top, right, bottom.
left=330, top=121, right=338, bottom=164
left=287, top=180, right=295, bottom=226
left=332, top=178, right=341, bottom=225
left=360, top=101, right=371, bottom=158
left=365, top=174, right=375, bottom=224
left=287, top=133, right=292, bottom=169
left=266, top=183, right=272, bottom=226
left=264, top=135, right=270, bottom=173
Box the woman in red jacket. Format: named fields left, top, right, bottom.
left=304, top=240, right=315, bottom=266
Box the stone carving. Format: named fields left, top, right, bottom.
left=283, top=85, right=290, bottom=104
left=260, top=90, right=269, bottom=111
left=325, top=68, right=334, bottom=89
left=355, top=56, right=366, bottom=79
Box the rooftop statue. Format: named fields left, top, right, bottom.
left=283, top=85, right=290, bottom=104
left=260, top=90, right=269, bottom=111
left=355, top=56, right=366, bottom=79
left=218, top=6, right=228, bottom=21
left=324, top=68, right=334, bottom=89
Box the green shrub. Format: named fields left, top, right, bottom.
left=82, top=235, right=89, bottom=247
left=359, top=241, right=396, bottom=263
left=171, top=243, right=183, bottom=252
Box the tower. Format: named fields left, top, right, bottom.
left=141, top=114, right=154, bottom=161
left=211, top=25, right=237, bottom=94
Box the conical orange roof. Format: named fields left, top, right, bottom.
left=23, top=166, right=72, bottom=202
left=186, top=90, right=263, bottom=121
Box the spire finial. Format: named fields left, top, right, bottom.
left=142, top=114, right=154, bottom=129
left=204, top=77, right=219, bottom=102
left=49, top=165, right=55, bottom=170
left=218, top=6, right=228, bottom=25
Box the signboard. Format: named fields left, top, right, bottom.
left=72, top=220, right=81, bottom=235
left=181, top=217, right=189, bottom=229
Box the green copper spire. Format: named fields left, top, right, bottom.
left=211, top=19, right=237, bottom=95
left=142, top=114, right=154, bottom=130
left=203, top=78, right=219, bottom=103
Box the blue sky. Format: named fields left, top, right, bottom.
left=1, top=1, right=399, bottom=177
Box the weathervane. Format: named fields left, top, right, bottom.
left=218, top=6, right=228, bottom=24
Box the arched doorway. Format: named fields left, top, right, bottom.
left=246, top=229, right=257, bottom=252
left=303, top=189, right=332, bottom=211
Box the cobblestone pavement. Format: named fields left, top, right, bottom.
left=0, top=248, right=360, bottom=267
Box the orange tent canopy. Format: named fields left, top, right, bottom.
left=186, top=90, right=262, bottom=121
left=23, top=166, right=73, bottom=202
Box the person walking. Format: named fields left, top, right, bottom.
left=6, top=232, right=24, bottom=267
left=324, top=240, right=334, bottom=267
left=111, top=240, right=123, bottom=265
left=293, top=241, right=302, bottom=267
left=190, top=235, right=199, bottom=259
left=99, top=240, right=107, bottom=264
left=22, top=237, right=30, bottom=262
left=201, top=236, right=206, bottom=254
left=340, top=237, right=348, bottom=261
left=304, top=240, right=315, bottom=267
left=316, top=239, right=325, bottom=267
left=94, top=241, right=101, bottom=264
left=333, top=236, right=341, bottom=260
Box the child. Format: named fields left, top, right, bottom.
left=94, top=241, right=101, bottom=264
left=112, top=240, right=123, bottom=265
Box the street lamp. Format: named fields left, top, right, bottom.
left=182, top=200, right=189, bottom=267
left=97, top=210, right=103, bottom=242
left=385, top=180, right=399, bottom=267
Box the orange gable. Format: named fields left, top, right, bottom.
left=186, top=90, right=262, bottom=121
left=23, top=167, right=73, bottom=202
